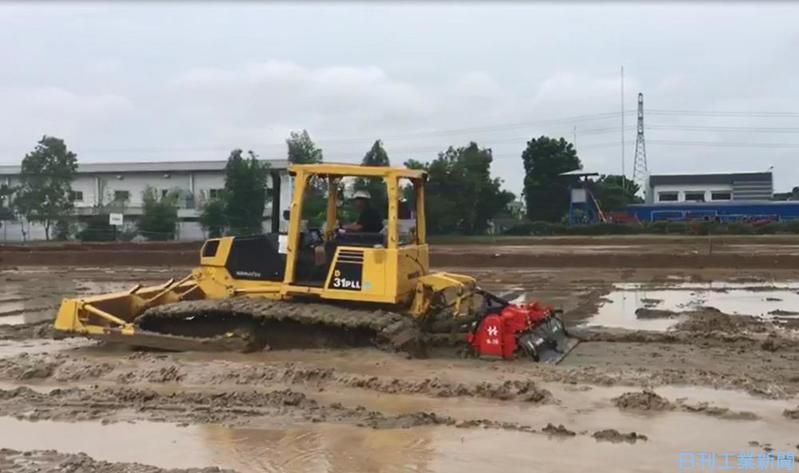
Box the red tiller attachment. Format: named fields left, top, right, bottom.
left=467, top=292, right=578, bottom=364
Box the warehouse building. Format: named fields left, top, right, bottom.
left=646, top=171, right=773, bottom=204
left=624, top=171, right=799, bottom=223
left=0, top=159, right=291, bottom=241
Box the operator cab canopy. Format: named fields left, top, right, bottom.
left=287, top=163, right=426, bottom=236
left=288, top=163, right=427, bottom=181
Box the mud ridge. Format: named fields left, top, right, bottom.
left=0, top=321, right=55, bottom=341
left=338, top=375, right=553, bottom=403
left=592, top=429, right=648, bottom=443
left=573, top=323, right=799, bottom=353
left=676, top=401, right=759, bottom=420
left=0, top=353, right=63, bottom=380
left=542, top=423, right=576, bottom=437
left=4, top=348, right=796, bottom=404
left=672, top=308, right=770, bottom=334
left=0, top=448, right=235, bottom=473
left=3, top=352, right=555, bottom=404
left=635, top=308, right=677, bottom=320
left=0, top=386, right=553, bottom=435
left=612, top=389, right=673, bottom=411
left=613, top=390, right=760, bottom=420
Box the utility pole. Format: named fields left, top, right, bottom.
left=632, top=92, right=649, bottom=199
left=573, top=125, right=577, bottom=147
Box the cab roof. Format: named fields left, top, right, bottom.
left=289, top=163, right=426, bottom=180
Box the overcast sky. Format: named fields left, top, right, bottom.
left=1, top=2, right=798, bottom=194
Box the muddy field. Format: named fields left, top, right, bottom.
left=1, top=239, right=799, bottom=472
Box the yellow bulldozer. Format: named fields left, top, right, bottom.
left=54, top=164, right=576, bottom=362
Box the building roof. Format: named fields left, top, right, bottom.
left=628, top=200, right=796, bottom=208
left=0, top=159, right=289, bottom=176
left=649, top=172, right=772, bottom=186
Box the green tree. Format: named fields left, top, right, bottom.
left=404, top=159, right=425, bottom=170
left=361, top=139, right=390, bottom=167
left=592, top=175, right=642, bottom=212
left=286, top=131, right=327, bottom=226
left=138, top=187, right=179, bottom=240
left=199, top=198, right=227, bottom=238
left=224, top=149, right=270, bottom=236
left=521, top=136, right=582, bottom=222
left=406, top=142, right=514, bottom=234
left=13, top=136, right=78, bottom=240
left=354, top=140, right=391, bottom=214
left=287, top=130, right=323, bottom=164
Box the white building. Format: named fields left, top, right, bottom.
left=646, top=172, right=773, bottom=204
left=0, top=159, right=291, bottom=241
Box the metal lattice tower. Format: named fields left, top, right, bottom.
left=632, top=92, right=648, bottom=196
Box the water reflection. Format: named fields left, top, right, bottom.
left=203, top=423, right=434, bottom=473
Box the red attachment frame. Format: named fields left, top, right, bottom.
left=467, top=302, right=553, bottom=360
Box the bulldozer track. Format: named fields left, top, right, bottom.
left=135, top=298, right=426, bottom=356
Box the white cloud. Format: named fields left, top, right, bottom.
left=0, top=86, right=133, bottom=155
left=533, top=72, right=636, bottom=104
left=170, top=60, right=434, bottom=144
left=452, top=72, right=504, bottom=100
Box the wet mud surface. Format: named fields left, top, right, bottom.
left=1, top=256, right=799, bottom=471
left=0, top=448, right=233, bottom=473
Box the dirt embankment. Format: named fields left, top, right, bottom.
left=4, top=238, right=799, bottom=268
left=0, top=448, right=235, bottom=473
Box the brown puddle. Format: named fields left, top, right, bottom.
left=584, top=281, right=799, bottom=331
left=0, top=415, right=794, bottom=473
left=0, top=382, right=796, bottom=473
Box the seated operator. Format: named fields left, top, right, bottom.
left=342, top=190, right=383, bottom=233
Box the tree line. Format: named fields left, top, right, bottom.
left=0, top=133, right=642, bottom=241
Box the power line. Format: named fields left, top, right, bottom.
left=0, top=126, right=630, bottom=158
left=648, top=139, right=799, bottom=149
left=648, top=109, right=799, bottom=118
left=4, top=106, right=799, bottom=160
left=648, top=124, right=799, bottom=133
